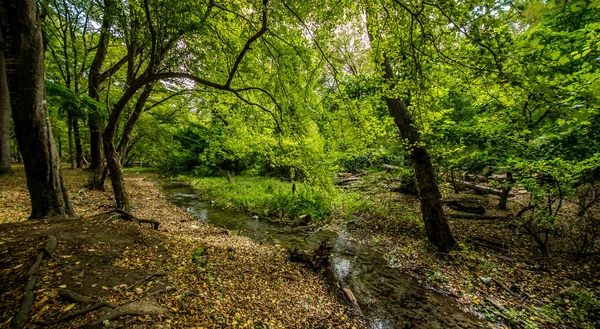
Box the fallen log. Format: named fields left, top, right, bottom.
left=339, top=280, right=362, bottom=315
left=336, top=177, right=361, bottom=185
left=447, top=201, right=486, bottom=214
left=461, top=182, right=515, bottom=197
left=382, top=164, right=399, bottom=170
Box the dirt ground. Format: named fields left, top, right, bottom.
left=0, top=166, right=363, bottom=328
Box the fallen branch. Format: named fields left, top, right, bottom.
left=492, top=278, right=521, bottom=299
left=466, top=238, right=507, bottom=251
left=335, top=177, right=361, bottom=185
left=486, top=297, right=529, bottom=327
left=461, top=182, right=515, bottom=197
left=447, top=200, right=486, bottom=214
left=338, top=280, right=361, bottom=315
left=424, top=286, right=460, bottom=299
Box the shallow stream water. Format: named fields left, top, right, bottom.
left=161, top=182, right=483, bottom=329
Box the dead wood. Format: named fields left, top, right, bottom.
left=486, top=297, right=529, bottom=327
left=466, top=238, right=507, bottom=251
left=424, top=286, right=460, bottom=299
left=338, top=280, right=361, bottom=315
left=447, top=200, right=486, bottom=214
left=383, top=164, right=399, bottom=170
left=461, top=182, right=515, bottom=197
left=336, top=177, right=361, bottom=185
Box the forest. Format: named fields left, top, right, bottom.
left=0, top=0, right=599, bottom=328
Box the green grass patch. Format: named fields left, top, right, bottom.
left=187, top=175, right=335, bottom=224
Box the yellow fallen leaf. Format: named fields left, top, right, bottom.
left=58, top=284, right=67, bottom=289
left=63, top=303, right=75, bottom=312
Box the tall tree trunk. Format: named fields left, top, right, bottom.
left=0, top=46, right=12, bottom=175
left=380, top=55, right=457, bottom=252
left=363, top=10, right=457, bottom=251
left=73, top=118, right=83, bottom=168
left=67, top=113, right=75, bottom=169
left=102, top=84, right=153, bottom=211
left=87, top=0, right=115, bottom=170
left=1, top=0, right=74, bottom=219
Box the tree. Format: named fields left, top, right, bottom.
left=363, top=4, right=457, bottom=251
left=1, top=0, right=74, bottom=218
left=0, top=39, right=11, bottom=175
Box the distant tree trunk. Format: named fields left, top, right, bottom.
left=0, top=47, right=12, bottom=175
left=73, top=118, right=83, bottom=168
left=1, top=0, right=74, bottom=218
left=497, top=172, right=513, bottom=210
left=87, top=0, right=115, bottom=171
left=67, top=113, right=75, bottom=169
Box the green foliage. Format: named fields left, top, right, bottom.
left=539, top=288, right=600, bottom=328
left=189, top=176, right=334, bottom=223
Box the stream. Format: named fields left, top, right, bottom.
left=161, top=182, right=484, bottom=329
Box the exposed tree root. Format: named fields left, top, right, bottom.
left=88, top=286, right=175, bottom=328
left=101, top=209, right=160, bottom=230
left=55, top=286, right=175, bottom=328
left=10, top=235, right=57, bottom=329
left=34, top=302, right=116, bottom=325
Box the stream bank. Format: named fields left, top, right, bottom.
left=162, top=182, right=484, bottom=329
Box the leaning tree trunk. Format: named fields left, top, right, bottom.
left=1, top=0, right=74, bottom=218
left=381, top=55, right=457, bottom=252
left=0, top=47, right=12, bottom=175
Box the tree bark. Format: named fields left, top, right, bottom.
left=67, top=113, right=75, bottom=169
left=73, top=118, right=83, bottom=168
left=1, top=0, right=74, bottom=218
left=0, top=46, right=12, bottom=175
left=379, top=58, right=457, bottom=251
left=87, top=0, right=115, bottom=170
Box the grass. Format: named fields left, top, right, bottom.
left=187, top=175, right=335, bottom=224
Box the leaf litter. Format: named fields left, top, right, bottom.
left=0, top=166, right=363, bottom=328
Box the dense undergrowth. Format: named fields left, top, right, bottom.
left=183, top=175, right=369, bottom=225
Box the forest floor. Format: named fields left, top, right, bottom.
left=0, top=165, right=363, bottom=328
left=342, top=172, right=600, bottom=329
